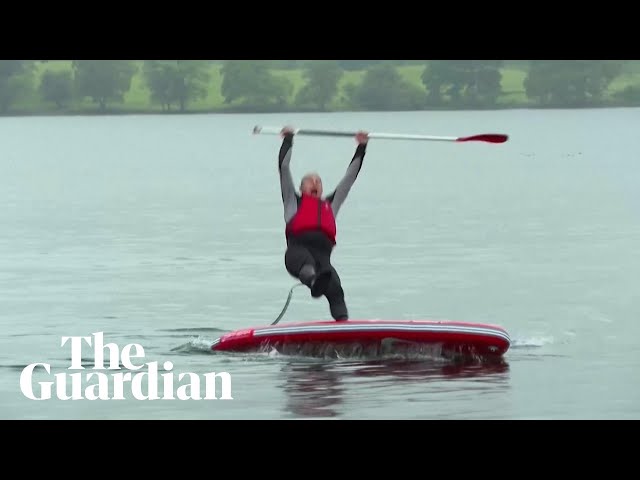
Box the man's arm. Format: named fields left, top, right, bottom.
left=326, top=132, right=368, bottom=216
left=278, top=130, right=298, bottom=223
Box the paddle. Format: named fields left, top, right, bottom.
left=253, top=125, right=508, bottom=144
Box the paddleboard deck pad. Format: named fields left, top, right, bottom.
left=211, top=320, right=511, bottom=360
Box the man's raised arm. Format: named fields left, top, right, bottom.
left=327, top=131, right=368, bottom=216
left=278, top=127, right=298, bottom=224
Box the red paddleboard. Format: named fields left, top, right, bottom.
left=211, top=319, right=511, bottom=359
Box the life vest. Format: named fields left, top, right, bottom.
left=286, top=194, right=337, bottom=244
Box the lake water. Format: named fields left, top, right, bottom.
left=1, top=108, right=639, bottom=419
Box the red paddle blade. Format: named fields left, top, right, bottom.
left=456, top=134, right=509, bottom=143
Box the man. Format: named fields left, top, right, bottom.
left=278, top=125, right=368, bottom=321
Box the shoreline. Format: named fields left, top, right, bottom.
left=1, top=103, right=638, bottom=119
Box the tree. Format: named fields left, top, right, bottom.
left=524, top=60, right=624, bottom=107
left=421, top=60, right=503, bottom=107
left=349, top=64, right=425, bottom=111
left=294, top=61, right=343, bottom=110
left=39, top=70, right=73, bottom=109
left=0, top=60, right=35, bottom=113
left=72, top=60, right=137, bottom=111
left=220, top=61, right=292, bottom=108
left=143, top=60, right=211, bottom=112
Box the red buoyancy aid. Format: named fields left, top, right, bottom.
left=286, top=193, right=337, bottom=244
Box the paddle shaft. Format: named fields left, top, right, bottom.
left=252, top=125, right=508, bottom=144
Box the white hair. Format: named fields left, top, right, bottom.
left=300, top=172, right=321, bottom=188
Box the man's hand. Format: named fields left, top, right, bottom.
left=356, top=131, right=369, bottom=145
left=281, top=126, right=295, bottom=137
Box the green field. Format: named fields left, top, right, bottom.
left=11, top=61, right=640, bottom=114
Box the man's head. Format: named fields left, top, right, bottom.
left=300, top=172, right=323, bottom=198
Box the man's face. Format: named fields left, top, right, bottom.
left=300, top=174, right=323, bottom=198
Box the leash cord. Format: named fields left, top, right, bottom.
left=271, top=283, right=304, bottom=325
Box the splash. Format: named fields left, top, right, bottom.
left=171, top=336, right=219, bottom=354
left=510, top=336, right=555, bottom=348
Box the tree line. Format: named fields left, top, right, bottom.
left=1, top=60, right=639, bottom=115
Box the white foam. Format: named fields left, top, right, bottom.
left=510, top=336, right=555, bottom=348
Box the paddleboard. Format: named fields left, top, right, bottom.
left=211, top=319, right=510, bottom=359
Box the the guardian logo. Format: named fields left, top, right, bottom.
left=20, top=332, right=233, bottom=401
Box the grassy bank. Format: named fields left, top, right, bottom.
left=9, top=61, right=640, bottom=115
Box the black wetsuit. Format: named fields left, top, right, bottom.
left=278, top=132, right=366, bottom=320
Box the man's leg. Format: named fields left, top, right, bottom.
left=284, top=245, right=331, bottom=298
left=285, top=245, right=316, bottom=286
left=324, top=266, right=348, bottom=321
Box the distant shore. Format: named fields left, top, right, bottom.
left=3, top=103, right=640, bottom=119
left=1, top=60, right=639, bottom=117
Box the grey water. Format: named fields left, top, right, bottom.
left=1, top=108, right=638, bottom=419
